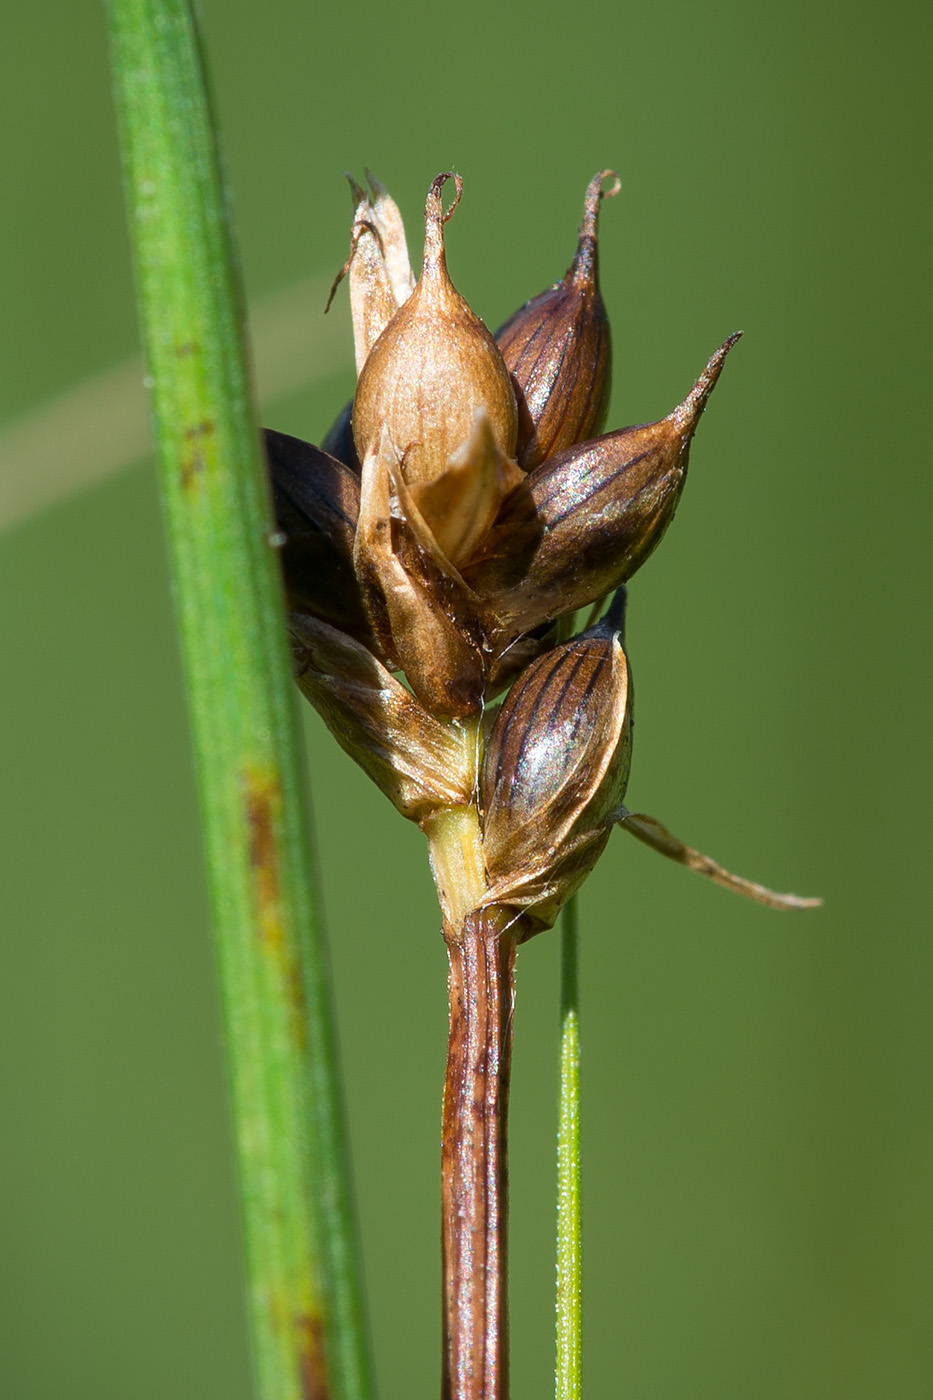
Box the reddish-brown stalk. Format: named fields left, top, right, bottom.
left=441, top=911, right=517, bottom=1400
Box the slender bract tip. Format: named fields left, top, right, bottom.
left=424, top=171, right=463, bottom=271
left=322, top=218, right=369, bottom=315
left=670, top=332, right=743, bottom=430
left=615, top=809, right=823, bottom=911
left=572, top=169, right=621, bottom=283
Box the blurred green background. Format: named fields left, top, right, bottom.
left=2, top=1, right=930, bottom=1396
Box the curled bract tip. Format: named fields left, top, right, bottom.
left=572, top=170, right=619, bottom=282
left=588, top=168, right=622, bottom=205
left=431, top=171, right=463, bottom=221
left=423, top=172, right=463, bottom=269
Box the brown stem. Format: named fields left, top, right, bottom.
left=441, top=908, right=517, bottom=1400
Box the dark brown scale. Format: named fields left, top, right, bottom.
left=495, top=171, right=617, bottom=470
left=264, top=428, right=371, bottom=638
left=320, top=397, right=361, bottom=472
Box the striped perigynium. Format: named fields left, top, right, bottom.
left=267, top=170, right=819, bottom=1400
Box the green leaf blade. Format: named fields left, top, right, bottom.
left=557, top=894, right=582, bottom=1400
left=105, top=4, right=374, bottom=1397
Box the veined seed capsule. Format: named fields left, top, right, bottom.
left=466, top=335, right=741, bottom=640
left=480, top=596, right=632, bottom=931
left=352, top=174, right=518, bottom=487
left=497, top=171, right=619, bottom=470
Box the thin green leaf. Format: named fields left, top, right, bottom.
left=556, top=894, right=582, bottom=1399
left=104, top=3, right=373, bottom=1398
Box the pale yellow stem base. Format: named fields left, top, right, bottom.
left=422, top=717, right=487, bottom=931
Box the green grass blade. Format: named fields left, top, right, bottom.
left=104, top=4, right=374, bottom=1397
left=556, top=894, right=582, bottom=1399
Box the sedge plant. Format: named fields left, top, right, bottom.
left=106, top=3, right=819, bottom=1397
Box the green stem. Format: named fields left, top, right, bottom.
left=556, top=894, right=582, bottom=1400
left=104, top=4, right=373, bottom=1398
